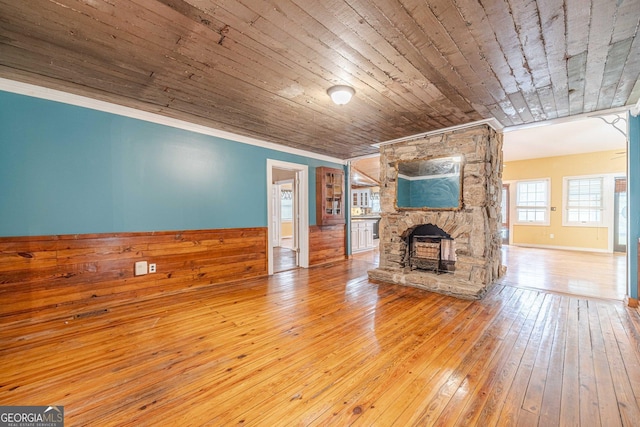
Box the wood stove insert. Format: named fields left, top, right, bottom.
left=407, top=225, right=456, bottom=274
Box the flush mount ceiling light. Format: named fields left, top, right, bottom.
left=327, top=85, right=355, bottom=105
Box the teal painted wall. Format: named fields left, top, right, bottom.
left=0, top=91, right=343, bottom=237
left=628, top=113, right=639, bottom=300
left=409, top=177, right=459, bottom=208
left=397, top=177, right=410, bottom=206
left=396, top=177, right=460, bottom=208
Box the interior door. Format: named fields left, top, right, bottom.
left=614, top=177, right=627, bottom=253
left=293, top=172, right=301, bottom=266
left=501, top=184, right=510, bottom=245
left=271, top=184, right=281, bottom=247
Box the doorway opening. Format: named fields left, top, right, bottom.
left=501, top=174, right=627, bottom=300
left=273, top=179, right=296, bottom=272
left=267, top=160, right=309, bottom=275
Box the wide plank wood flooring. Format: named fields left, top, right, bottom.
left=501, top=245, right=627, bottom=301
left=2, top=252, right=640, bottom=426
left=274, top=246, right=297, bottom=273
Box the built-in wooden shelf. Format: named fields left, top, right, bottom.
left=316, top=166, right=345, bottom=226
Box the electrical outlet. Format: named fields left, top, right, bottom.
left=550, top=234, right=554, bottom=239
left=135, top=261, right=148, bottom=276
left=149, top=263, right=157, bottom=273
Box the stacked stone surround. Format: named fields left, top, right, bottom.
left=368, top=124, right=505, bottom=299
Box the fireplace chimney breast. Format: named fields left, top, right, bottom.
left=368, top=124, right=505, bottom=299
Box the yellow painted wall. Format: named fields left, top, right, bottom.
left=503, top=149, right=625, bottom=251
left=281, top=221, right=293, bottom=237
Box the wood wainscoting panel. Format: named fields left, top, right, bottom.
left=0, top=228, right=267, bottom=322
left=309, top=225, right=346, bottom=266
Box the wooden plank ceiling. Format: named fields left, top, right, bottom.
left=0, top=0, right=638, bottom=159
left=352, top=155, right=381, bottom=186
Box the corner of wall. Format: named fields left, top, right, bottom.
left=627, top=112, right=640, bottom=301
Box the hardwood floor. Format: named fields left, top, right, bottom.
left=2, top=247, right=639, bottom=426
left=273, top=246, right=297, bottom=273
left=501, top=245, right=627, bottom=301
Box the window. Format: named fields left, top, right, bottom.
left=371, top=191, right=380, bottom=213
left=515, top=179, right=549, bottom=225
left=280, top=189, right=292, bottom=221
left=563, top=176, right=604, bottom=226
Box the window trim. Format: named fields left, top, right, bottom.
left=514, top=178, right=551, bottom=226
left=562, top=174, right=610, bottom=227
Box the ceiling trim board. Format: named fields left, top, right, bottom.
left=502, top=105, right=633, bottom=133
left=347, top=152, right=382, bottom=162
left=631, top=98, right=640, bottom=117
left=372, top=118, right=503, bottom=148
left=0, top=78, right=346, bottom=165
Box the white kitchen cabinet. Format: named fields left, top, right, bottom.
left=351, top=189, right=371, bottom=208
left=351, top=220, right=376, bottom=252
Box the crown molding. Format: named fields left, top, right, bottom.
left=372, top=118, right=503, bottom=148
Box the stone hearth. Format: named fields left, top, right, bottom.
left=368, top=124, right=505, bottom=299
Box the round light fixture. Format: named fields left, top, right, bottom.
left=327, top=85, right=355, bottom=105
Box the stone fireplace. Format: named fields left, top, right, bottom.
left=368, top=124, right=505, bottom=299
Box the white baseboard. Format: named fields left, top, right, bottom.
left=509, top=243, right=612, bottom=254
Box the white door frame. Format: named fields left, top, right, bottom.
left=271, top=182, right=282, bottom=247
left=267, top=159, right=309, bottom=275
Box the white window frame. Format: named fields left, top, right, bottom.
left=280, top=186, right=293, bottom=221
left=514, top=178, right=551, bottom=226
left=562, top=174, right=612, bottom=227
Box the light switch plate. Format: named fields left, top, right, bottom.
left=135, top=261, right=148, bottom=276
